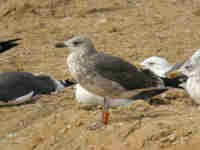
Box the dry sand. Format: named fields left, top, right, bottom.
left=1, top=0, right=200, bottom=149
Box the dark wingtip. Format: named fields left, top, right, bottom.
left=0, top=38, right=22, bottom=45
left=161, top=74, right=188, bottom=89
left=130, top=88, right=168, bottom=100
left=0, top=38, right=22, bottom=53
left=6, top=38, right=21, bottom=43
left=55, top=43, right=66, bottom=48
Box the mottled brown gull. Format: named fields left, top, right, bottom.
left=74, top=56, right=185, bottom=106
left=56, top=36, right=165, bottom=129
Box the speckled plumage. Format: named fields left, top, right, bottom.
left=59, top=36, right=166, bottom=129
left=66, top=36, right=164, bottom=99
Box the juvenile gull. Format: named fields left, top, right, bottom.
left=0, top=72, right=74, bottom=106
left=56, top=36, right=165, bottom=129
left=140, top=56, right=187, bottom=88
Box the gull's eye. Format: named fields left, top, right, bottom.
left=184, top=64, right=195, bottom=72
left=148, top=62, right=155, bottom=65
left=73, top=41, right=81, bottom=46
left=185, top=65, right=192, bottom=70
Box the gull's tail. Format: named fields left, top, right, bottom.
left=161, top=75, right=187, bottom=89
left=59, top=79, right=76, bottom=87
left=109, top=88, right=168, bottom=107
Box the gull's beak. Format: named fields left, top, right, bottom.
left=167, top=72, right=182, bottom=78
left=55, top=35, right=74, bottom=48
left=140, top=65, right=147, bottom=70
left=55, top=43, right=66, bottom=48
left=137, top=63, right=145, bottom=69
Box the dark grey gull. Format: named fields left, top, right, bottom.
left=0, top=72, right=74, bottom=106
left=56, top=36, right=166, bottom=129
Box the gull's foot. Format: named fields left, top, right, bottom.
left=88, top=120, right=105, bottom=130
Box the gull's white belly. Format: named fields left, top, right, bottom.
left=75, top=84, right=104, bottom=105
left=75, top=84, right=136, bottom=107
left=186, top=77, right=200, bottom=104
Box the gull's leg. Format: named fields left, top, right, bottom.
left=88, top=98, right=109, bottom=130
left=102, top=98, right=109, bottom=125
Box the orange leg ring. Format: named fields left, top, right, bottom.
left=103, top=112, right=109, bottom=125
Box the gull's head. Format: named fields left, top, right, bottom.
left=190, top=48, right=200, bottom=65
left=140, top=56, right=170, bottom=77
left=55, top=36, right=95, bottom=54
left=180, top=61, right=198, bottom=77
left=168, top=62, right=197, bottom=78
left=168, top=48, right=200, bottom=77
left=167, top=49, right=200, bottom=78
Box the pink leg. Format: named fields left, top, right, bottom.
left=88, top=98, right=109, bottom=130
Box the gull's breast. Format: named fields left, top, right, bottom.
left=186, top=76, right=200, bottom=104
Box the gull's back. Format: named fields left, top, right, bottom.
left=0, top=72, right=57, bottom=101
left=75, top=51, right=164, bottom=97
left=0, top=72, right=37, bottom=101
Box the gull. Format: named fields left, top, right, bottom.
left=168, top=61, right=200, bottom=104
left=140, top=56, right=177, bottom=78
left=56, top=36, right=165, bottom=129
left=140, top=56, right=187, bottom=88
left=0, top=72, right=74, bottom=106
